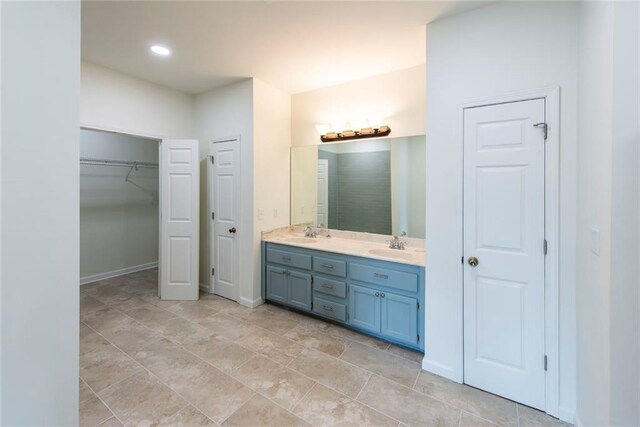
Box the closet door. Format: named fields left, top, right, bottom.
left=159, top=139, right=200, bottom=300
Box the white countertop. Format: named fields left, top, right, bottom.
left=263, top=231, right=425, bottom=267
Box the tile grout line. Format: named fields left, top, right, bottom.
left=216, top=391, right=259, bottom=425
left=87, top=281, right=409, bottom=426
left=87, top=277, right=521, bottom=427
left=83, top=321, right=217, bottom=425
left=353, top=373, right=372, bottom=401
left=87, top=289, right=426, bottom=426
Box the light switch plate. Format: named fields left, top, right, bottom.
left=257, top=209, right=264, bottom=221
left=273, top=209, right=278, bottom=218
left=590, top=228, right=600, bottom=256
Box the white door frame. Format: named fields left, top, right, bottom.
left=317, top=159, right=329, bottom=227
left=459, top=87, right=560, bottom=417
left=207, top=135, right=241, bottom=298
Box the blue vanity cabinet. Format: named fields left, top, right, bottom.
left=265, top=266, right=288, bottom=304
left=380, top=291, right=418, bottom=346
left=348, top=284, right=381, bottom=334
left=287, top=271, right=312, bottom=311
left=264, top=247, right=312, bottom=311
left=263, top=242, right=425, bottom=351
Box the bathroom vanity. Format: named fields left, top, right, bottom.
left=261, top=233, right=425, bottom=351
left=263, top=135, right=427, bottom=351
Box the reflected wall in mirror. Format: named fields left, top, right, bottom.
left=291, top=135, right=426, bottom=238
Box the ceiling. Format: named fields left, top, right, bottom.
left=82, top=1, right=488, bottom=95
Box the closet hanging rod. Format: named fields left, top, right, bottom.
left=80, top=157, right=158, bottom=168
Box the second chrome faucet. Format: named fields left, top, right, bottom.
left=388, top=235, right=406, bottom=250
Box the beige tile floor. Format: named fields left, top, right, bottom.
left=80, top=269, right=570, bottom=427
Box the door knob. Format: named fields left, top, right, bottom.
left=229, top=227, right=237, bottom=234
left=468, top=256, right=479, bottom=267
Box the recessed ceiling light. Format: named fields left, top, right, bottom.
left=150, top=45, right=170, bottom=56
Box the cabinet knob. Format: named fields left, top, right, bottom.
left=375, top=292, right=380, bottom=297
left=381, top=293, right=385, bottom=298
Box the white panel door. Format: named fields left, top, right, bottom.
left=210, top=138, right=240, bottom=301
left=317, top=159, right=329, bottom=227
left=159, top=139, right=199, bottom=300
left=463, top=99, right=546, bottom=409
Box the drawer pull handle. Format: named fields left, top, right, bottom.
left=322, top=305, right=334, bottom=312
left=321, top=264, right=334, bottom=269
left=375, top=292, right=380, bottom=297
left=374, top=273, right=389, bottom=280
left=321, top=284, right=334, bottom=289
left=282, top=256, right=292, bottom=261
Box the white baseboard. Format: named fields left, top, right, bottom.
left=240, top=296, right=264, bottom=308
left=558, top=406, right=575, bottom=425
left=199, top=283, right=210, bottom=293
left=80, top=262, right=158, bottom=285
left=421, top=358, right=462, bottom=383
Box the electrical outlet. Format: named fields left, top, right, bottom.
left=257, top=209, right=264, bottom=221
left=273, top=209, right=278, bottom=218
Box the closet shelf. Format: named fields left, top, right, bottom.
left=80, top=157, right=158, bottom=168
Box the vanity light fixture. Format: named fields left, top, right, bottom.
left=316, top=123, right=391, bottom=143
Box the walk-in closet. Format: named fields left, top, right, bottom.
left=80, top=129, right=160, bottom=285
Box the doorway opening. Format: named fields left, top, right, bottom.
left=79, top=128, right=160, bottom=290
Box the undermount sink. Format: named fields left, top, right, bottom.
left=283, top=237, right=318, bottom=244
left=368, top=248, right=414, bottom=260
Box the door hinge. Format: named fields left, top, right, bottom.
left=211, top=212, right=215, bottom=220
left=311, top=276, right=314, bottom=285
left=534, top=122, right=548, bottom=140
left=417, top=334, right=420, bottom=342
left=544, top=239, right=548, bottom=255
left=210, top=155, right=214, bottom=164
left=461, top=256, right=464, bottom=264
left=211, top=267, right=215, bottom=276
left=417, top=301, right=420, bottom=309
left=544, top=355, right=548, bottom=371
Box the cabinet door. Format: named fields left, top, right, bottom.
left=348, top=284, right=380, bottom=334
left=380, top=292, right=418, bottom=346
left=266, top=266, right=287, bottom=304
left=288, top=271, right=312, bottom=311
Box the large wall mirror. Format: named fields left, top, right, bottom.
left=291, top=135, right=426, bottom=238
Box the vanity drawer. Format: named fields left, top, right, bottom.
left=313, top=256, right=347, bottom=278
left=350, top=263, right=418, bottom=293
left=313, top=297, right=347, bottom=322
left=267, top=248, right=312, bottom=270
left=314, top=276, right=347, bottom=299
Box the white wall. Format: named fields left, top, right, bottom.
left=253, top=79, right=292, bottom=302
left=195, top=78, right=291, bottom=306
left=425, top=2, right=578, bottom=421
left=1, top=2, right=80, bottom=424
left=292, top=65, right=426, bottom=146
left=80, top=129, right=159, bottom=283
left=576, top=2, right=640, bottom=426
left=194, top=79, right=255, bottom=302
left=81, top=61, right=194, bottom=139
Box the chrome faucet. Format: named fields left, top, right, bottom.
left=388, top=235, right=406, bottom=250
left=304, top=226, right=317, bottom=238
left=316, top=224, right=331, bottom=238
